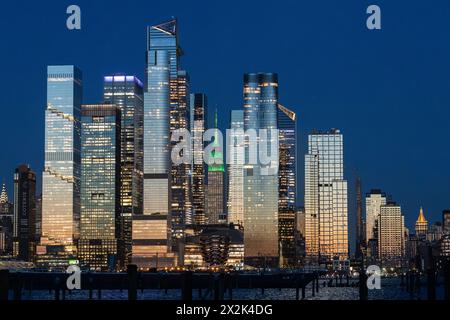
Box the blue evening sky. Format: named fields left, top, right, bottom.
left=1, top=0, right=450, bottom=250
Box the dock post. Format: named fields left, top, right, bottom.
left=88, top=275, right=93, bottom=300
left=0, top=270, right=9, bottom=300
left=444, top=260, right=450, bottom=300
left=406, top=272, right=410, bottom=292
left=302, top=285, right=306, bottom=300
left=359, top=269, right=368, bottom=300
left=181, top=271, right=193, bottom=301
left=311, top=276, right=315, bottom=297
left=316, top=273, right=319, bottom=293
left=214, top=273, right=225, bottom=301
left=227, top=274, right=233, bottom=300
left=127, top=264, right=138, bottom=301
left=54, top=276, right=60, bottom=301
left=427, top=268, right=436, bottom=300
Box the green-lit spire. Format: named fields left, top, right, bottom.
left=208, top=109, right=225, bottom=173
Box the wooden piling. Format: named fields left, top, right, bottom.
left=0, top=270, right=9, bottom=301
left=127, top=264, right=138, bottom=300
left=181, top=271, right=193, bottom=301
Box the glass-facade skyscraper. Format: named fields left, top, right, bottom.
left=13, top=165, right=36, bottom=262
left=277, top=104, right=297, bottom=266
left=171, top=69, right=191, bottom=233
left=140, top=21, right=178, bottom=267
left=227, top=110, right=245, bottom=227
left=305, top=129, right=348, bottom=262
left=190, top=93, right=207, bottom=226
left=243, top=73, right=279, bottom=267
left=144, top=20, right=187, bottom=255
left=39, top=65, right=82, bottom=266
left=103, top=75, right=144, bottom=267
left=78, top=104, right=121, bottom=271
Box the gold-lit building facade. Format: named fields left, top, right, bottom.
left=39, top=66, right=82, bottom=267
left=305, top=129, right=348, bottom=262
left=378, top=203, right=406, bottom=268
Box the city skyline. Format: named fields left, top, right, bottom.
left=1, top=1, right=450, bottom=250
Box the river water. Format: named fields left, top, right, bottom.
left=8, top=278, right=446, bottom=300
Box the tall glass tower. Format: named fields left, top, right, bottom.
left=141, top=21, right=177, bottom=266
left=145, top=19, right=188, bottom=251
left=243, top=73, right=279, bottom=267
left=305, top=129, right=348, bottom=262
left=171, top=69, right=191, bottom=234
left=103, top=75, right=144, bottom=267
left=39, top=65, right=82, bottom=266
left=227, top=110, right=245, bottom=227
left=190, top=93, right=207, bottom=225
left=277, top=104, right=297, bottom=266
left=79, top=104, right=121, bottom=271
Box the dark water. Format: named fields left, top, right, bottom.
left=8, top=278, right=446, bottom=301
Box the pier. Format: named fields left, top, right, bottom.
left=0, top=267, right=323, bottom=301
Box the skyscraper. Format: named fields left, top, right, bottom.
left=0, top=183, right=13, bottom=255
left=443, top=210, right=450, bottom=234
left=355, top=177, right=363, bottom=259
left=277, top=104, right=297, bottom=266
left=190, top=93, right=207, bottom=225
left=378, top=202, right=405, bottom=267
left=206, top=111, right=225, bottom=224
left=365, top=189, right=387, bottom=244
left=144, top=47, right=170, bottom=215
left=13, top=165, right=36, bottom=262
left=243, top=73, right=279, bottom=267
left=227, top=110, right=245, bottom=227
left=145, top=19, right=187, bottom=251
left=39, top=65, right=82, bottom=266
left=171, top=69, right=191, bottom=233
left=305, top=129, right=348, bottom=262
left=141, top=21, right=176, bottom=266
left=103, top=75, right=144, bottom=267
left=0, top=184, right=8, bottom=204
left=78, top=104, right=121, bottom=271
left=415, top=207, right=428, bottom=237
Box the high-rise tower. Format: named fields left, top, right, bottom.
left=144, top=19, right=189, bottom=250
left=365, top=189, right=387, bottom=245
left=277, top=104, right=297, bottom=266
left=190, top=93, right=207, bottom=225
left=243, top=73, right=279, bottom=267
left=227, top=110, right=245, bottom=227
left=355, top=177, right=363, bottom=259
left=103, top=75, right=144, bottom=267
left=39, top=65, right=82, bottom=266
left=415, top=207, right=428, bottom=237
left=206, top=110, right=225, bottom=224
left=13, top=165, right=36, bottom=262
left=79, top=104, right=121, bottom=271
left=305, top=129, right=348, bottom=262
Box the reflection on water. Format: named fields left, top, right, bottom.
left=9, top=278, right=446, bottom=301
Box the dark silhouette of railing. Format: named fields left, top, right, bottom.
left=0, top=265, right=323, bottom=301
